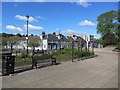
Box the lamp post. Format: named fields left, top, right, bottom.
left=26, top=15, right=29, bottom=55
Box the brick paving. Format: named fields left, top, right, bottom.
left=2, top=48, right=118, bottom=88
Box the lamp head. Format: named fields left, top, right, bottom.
left=26, top=15, right=29, bottom=19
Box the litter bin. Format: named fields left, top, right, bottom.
left=2, top=55, right=15, bottom=75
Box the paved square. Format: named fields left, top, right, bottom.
left=2, top=48, right=118, bottom=88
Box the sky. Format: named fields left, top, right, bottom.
left=2, top=2, right=118, bottom=38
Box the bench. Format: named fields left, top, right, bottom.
left=32, top=54, right=56, bottom=69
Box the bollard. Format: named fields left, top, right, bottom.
left=86, top=47, right=87, bottom=59
left=80, top=41, right=82, bottom=60
left=16, top=51, right=17, bottom=56
left=72, top=41, right=74, bottom=62
left=92, top=41, right=94, bottom=57
left=78, top=41, right=80, bottom=61
left=78, top=46, right=80, bottom=61
left=19, top=49, right=20, bottom=53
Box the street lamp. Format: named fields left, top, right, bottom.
left=26, top=15, right=29, bottom=55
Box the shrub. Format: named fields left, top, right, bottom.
left=21, top=52, right=27, bottom=58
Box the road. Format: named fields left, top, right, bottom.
left=2, top=48, right=118, bottom=88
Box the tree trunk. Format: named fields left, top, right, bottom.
left=32, top=46, right=35, bottom=56
left=11, top=44, right=13, bottom=54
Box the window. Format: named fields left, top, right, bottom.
left=44, top=45, right=46, bottom=48
left=87, top=37, right=88, bottom=41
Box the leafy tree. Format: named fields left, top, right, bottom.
left=95, top=38, right=107, bottom=47
left=52, top=32, right=56, bottom=35
left=28, top=36, right=42, bottom=53
left=16, top=33, right=22, bottom=37
left=97, top=10, right=120, bottom=46
left=2, top=37, right=8, bottom=48
left=97, top=10, right=118, bottom=37
left=7, top=36, right=20, bottom=53
left=2, top=33, right=15, bottom=37
left=102, top=34, right=118, bottom=45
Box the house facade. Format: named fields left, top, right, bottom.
left=4, top=32, right=99, bottom=51
left=40, top=34, right=69, bottom=50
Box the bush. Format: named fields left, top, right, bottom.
left=15, top=55, right=32, bottom=67
left=116, top=42, right=120, bottom=50
left=52, top=48, right=94, bottom=61
left=21, top=52, right=27, bottom=58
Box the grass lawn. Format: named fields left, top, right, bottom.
left=14, top=48, right=94, bottom=67
left=105, top=45, right=117, bottom=47
left=15, top=56, right=32, bottom=67
left=52, top=48, right=94, bottom=62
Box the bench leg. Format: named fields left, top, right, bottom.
left=52, top=60, right=57, bottom=65
left=35, top=63, right=37, bottom=70
left=32, top=60, right=38, bottom=69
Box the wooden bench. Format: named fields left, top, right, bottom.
left=32, top=54, right=56, bottom=69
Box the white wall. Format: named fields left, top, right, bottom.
left=42, top=39, right=48, bottom=50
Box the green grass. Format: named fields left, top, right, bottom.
left=105, top=45, right=117, bottom=47
left=0, top=48, right=11, bottom=51
left=52, top=48, right=94, bottom=62
left=13, top=48, right=94, bottom=67
left=15, top=55, right=32, bottom=67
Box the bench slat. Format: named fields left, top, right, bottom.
left=32, top=54, right=56, bottom=69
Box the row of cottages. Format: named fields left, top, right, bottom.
left=40, top=34, right=71, bottom=50
left=4, top=32, right=95, bottom=50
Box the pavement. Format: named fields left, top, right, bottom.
left=2, top=48, right=118, bottom=88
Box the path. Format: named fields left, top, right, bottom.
left=2, top=48, right=118, bottom=88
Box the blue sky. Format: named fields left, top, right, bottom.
left=2, top=2, right=118, bottom=38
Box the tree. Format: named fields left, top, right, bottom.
left=52, top=32, right=56, bottom=35
left=7, top=36, right=20, bottom=53
left=28, top=36, right=42, bottom=53
left=97, top=10, right=120, bottom=46
left=2, top=37, right=8, bottom=48
left=42, top=31, right=45, bottom=35
left=102, top=34, right=118, bottom=45
left=96, top=38, right=107, bottom=47
left=16, top=33, right=22, bottom=37
left=97, top=10, right=118, bottom=37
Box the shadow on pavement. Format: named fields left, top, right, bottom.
left=14, top=62, right=61, bottom=75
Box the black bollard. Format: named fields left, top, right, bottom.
left=92, top=41, right=94, bottom=57
left=86, top=47, right=87, bottom=59
left=16, top=51, right=17, bottom=56
left=78, top=43, right=80, bottom=61
left=80, top=41, right=82, bottom=60
left=72, top=41, right=74, bottom=62
left=88, top=44, right=89, bottom=57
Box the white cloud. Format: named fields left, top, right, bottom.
left=24, top=24, right=44, bottom=31
left=14, top=4, right=18, bottom=7
left=56, top=28, right=60, bottom=31
left=78, top=20, right=95, bottom=27
left=6, top=25, right=23, bottom=32
left=35, top=16, right=47, bottom=20
left=76, top=0, right=91, bottom=7
left=15, top=15, right=38, bottom=22
left=62, top=29, right=86, bottom=35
